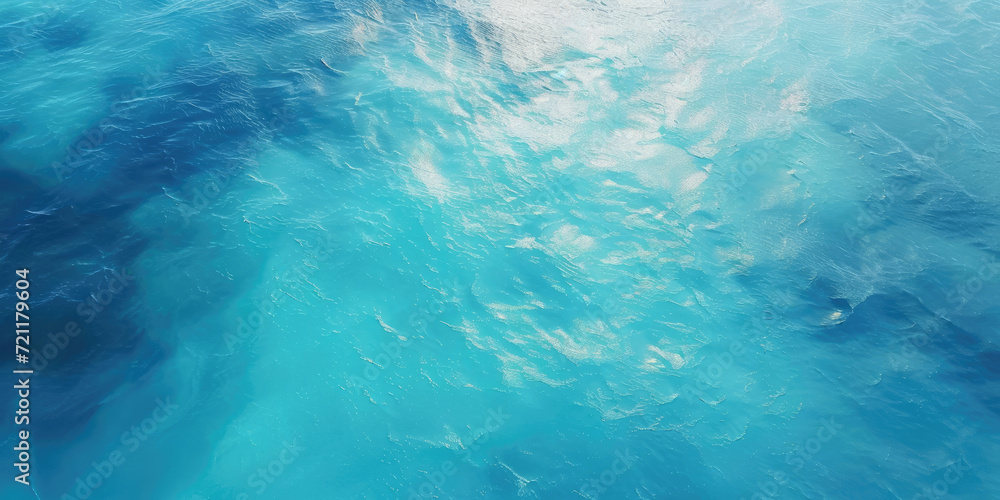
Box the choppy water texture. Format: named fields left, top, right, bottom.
left=1, top=0, right=999, bottom=499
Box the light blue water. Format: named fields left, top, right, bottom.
left=1, top=0, right=999, bottom=499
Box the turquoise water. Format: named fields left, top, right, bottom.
left=1, top=0, right=999, bottom=498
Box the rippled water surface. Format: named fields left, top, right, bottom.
left=1, top=0, right=999, bottom=499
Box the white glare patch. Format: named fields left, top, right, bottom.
left=681, top=170, right=710, bottom=191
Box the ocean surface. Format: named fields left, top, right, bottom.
left=1, top=0, right=999, bottom=498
